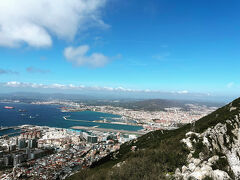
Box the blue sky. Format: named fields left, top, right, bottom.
left=0, top=0, right=239, bottom=100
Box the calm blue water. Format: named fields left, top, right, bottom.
left=0, top=102, right=142, bottom=135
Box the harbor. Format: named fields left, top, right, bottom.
left=0, top=103, right=143, bottom=132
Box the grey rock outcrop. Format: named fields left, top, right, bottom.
left=174, top=112, right=240, bottom=180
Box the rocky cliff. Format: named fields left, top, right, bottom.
left=175, top=102, right=240, bottom=180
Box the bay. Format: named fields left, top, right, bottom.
left=0, top=102, right=142, bottom=136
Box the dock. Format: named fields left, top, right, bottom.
left=0, top=126, right=19, bottom=131
left=71, top=126, right=146, bottom=135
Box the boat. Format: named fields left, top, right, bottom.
left=18, top=109, right=27, bottom=112
left=4, top=106, right=15, bottom=109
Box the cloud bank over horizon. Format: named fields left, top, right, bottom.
left=0, top=81, right=211, bottom=96
left=0, top=81, right=231, bottom=102
left=0, top=0, right=107, bottom=48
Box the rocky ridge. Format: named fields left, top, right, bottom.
left=175, top=103, right=240, bottom=180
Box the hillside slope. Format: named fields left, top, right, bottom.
left=68, top=97, right=240, bottom=180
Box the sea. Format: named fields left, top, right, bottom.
left=0, top=102, right=142, bottom=136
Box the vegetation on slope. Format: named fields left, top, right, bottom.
left=68, top=98, right=240, bottom=180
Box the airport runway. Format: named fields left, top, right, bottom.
left=71, top=126, right=146, bottom=135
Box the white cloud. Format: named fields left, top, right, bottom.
left=1, top=81, right=214, bottom=99
left=2, top=81, right=187, bottom=94
left=0, top=0, right=107, bottom=48
left=2, top=82, right=207, bottom=96
left=5, top=81, right=21, bottom=87
left=64, top=45, right=109, bottom=67
left=177, top=90, right=189, bottom=94
left=227, top=82, right=234, bottom=88
left=2, top=81, right=138, bottom=92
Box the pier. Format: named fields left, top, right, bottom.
left=0, top=126, right=19, bottom=131
left=71, top=126, right=147, bottom=135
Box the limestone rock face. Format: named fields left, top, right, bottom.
left=174, top=111, right=240, bottom=180
left=212, top=170, right=231, bottom=180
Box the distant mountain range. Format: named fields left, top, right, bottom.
left=0, top=92, right=96, bottom=102
left=68, top=97, right=240, bottom=180
left=0, top=92, right=224, bottom=110
left=0, top=91, right=233, bottom=103
left=114, top=99, right=224, bottom=111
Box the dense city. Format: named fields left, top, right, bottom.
left=33, top=100, right=218, bottom=130
left=0, top=125, right=136, bottom=179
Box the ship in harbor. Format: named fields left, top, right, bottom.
left=18, top=109, right=27, bottom=112
left=4, top=106, right=15, bottom=109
